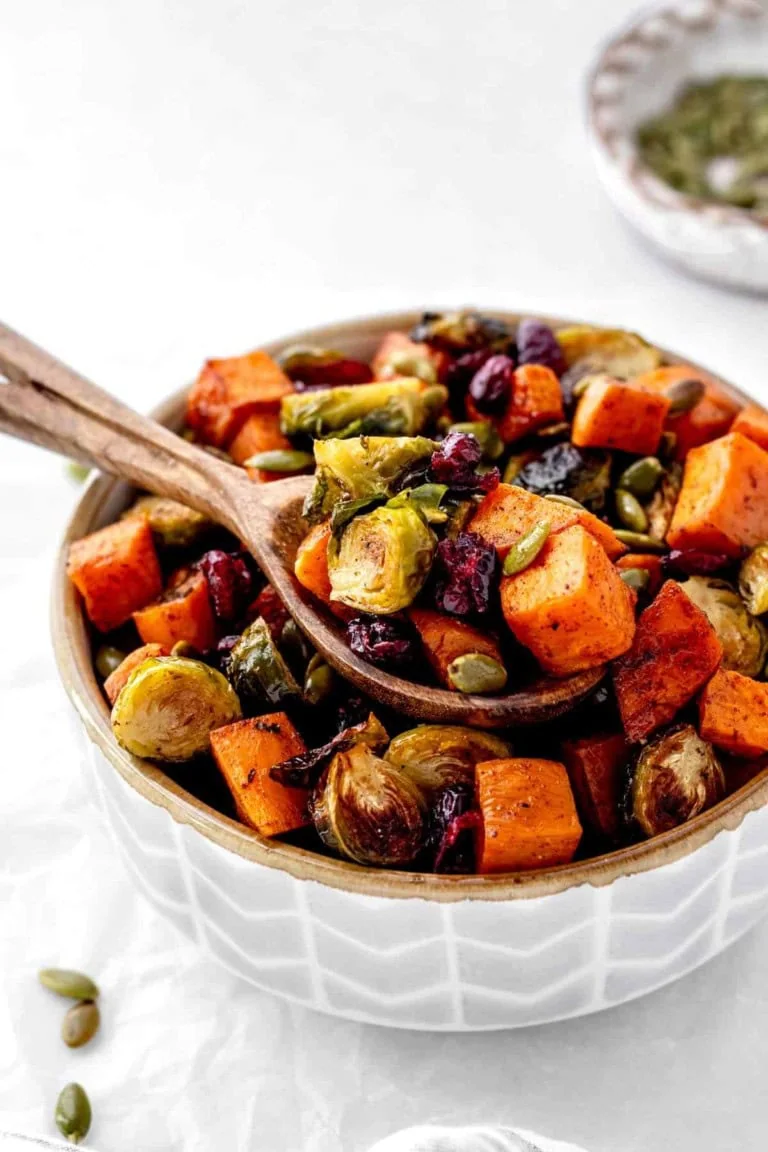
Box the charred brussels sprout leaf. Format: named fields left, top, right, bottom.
left=385, top=725, right=511, bottom=795
left=228, top=618, right=302, bottom=707
left=328, top=504, right=437, bottom=614
left=646, top=462, right=683, bottom=542
left=555, top=325, right=662, bottom=375
left=111, top=656, right=242, bottom=761
left=678, top=576, right=768, bottom=676
left=515, top=442, right=612, bottom=513
left=123, top=495, right=212, bottom=549
left=310, top=743, right=426, bottom=866
left=280, top=378, right=447, bottom=439
left=740, top=544, right=768, bottom=616
left=303, top=435, right=437, bottom=523
left=386, top=483, right=449, bottom=524
left=628, top=723, right=724, bottom=838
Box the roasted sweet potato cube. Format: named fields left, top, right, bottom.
left=228, top=411, right=293, bottom=482
left=475, top=758, right=582, bottom=873
left=572, top=376, right=670, bottom=455
left=731, top=403, right=768, bottom=453
left=133, top=568, right=216, bottom=651
left=561, top=732, right=630, bottom=841
left=667, top=433, right=768, bottom=558
left=294, top=521, right=334, bottom=606
left=500, top=525, right=636, bottom=677
left=186, top=350, right=293, bottom=448
left=613, top=580, right=722, bottom=742
left=634, top=365, right=739, bottom=459
left=408, top=608, right=504, bottom=689
left=468, top=364, right=564, bottom=444
left=699, top=669, right=768, bottom=758
left=469, top=483, right=625, bottom=561
left=372, top=330, right=446, bottom=380
left=103, top=643, right=169, bottom=705
left=210, top=713, right=309, bottom=837
left=67, top=517, right=163, bottom=633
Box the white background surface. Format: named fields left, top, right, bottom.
left=1, top=0, right=768, bottom=1149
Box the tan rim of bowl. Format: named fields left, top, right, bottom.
left=50, top=308, right=768, bottom=903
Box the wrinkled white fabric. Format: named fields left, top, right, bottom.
left=367, top=1125, right=583, bottom=1151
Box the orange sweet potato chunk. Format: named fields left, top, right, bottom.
left=572, top=376, right=670, bottom=455
left=186, top=350, right=293, bottom=448
left=561, top=732, right=629, bottom=841
left=667, top=433, right=768, bottom=558
left=295, top=521, right=333, bottom=606
left=67, top=517, right=162, bottom=633
left=133, top=568, right=216, bottom=651
left=467, top=364, right=563, bottom=444
left=500, top=525, right=636, bottom=677
left=408, top=608, right=503, bottom=688
left=103, top=643, right=169, bottom=705
left=469, top=484, right=625, bottom=561
left=731, top=403, right=768, bottom=453
left=634, top=365, right=739, bottom=459
left=613, top=580, right=722, bottom=742
left=699, top=669, right=768, bottom=758
left=210, top=713, right=309, bottom=837
left=475, top=758, right=582, bottom=873
left=228, top=411, right=293, bottom=482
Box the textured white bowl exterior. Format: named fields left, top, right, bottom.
left=70, top=711, right=768, bottom=1030
left=587, top=0, right=768, bottom=292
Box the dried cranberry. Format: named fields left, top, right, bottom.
left=516, top=318, right=566, bottom=377
left=346, top=616, right=418, bottom=671
left=285, top=357, right=373, bottom=390
left=444, top=348, right=495, bottom=409
left=662, top=550, right=733, bottom=577
left=249, top=583, right=290, bottom=638
left=197, top=550, right=254, bottom=623
left=215, top=634, right=241, bottom=675
left=429, top=784, right=479, bottom=873
left=270, top=713, right=384, bottom=789
left=468, top=353, right=514, bottom=415
left=432, top=532, right=498, bottom=616
left=429, top=431, right=500, bottom=495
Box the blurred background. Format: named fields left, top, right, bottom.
left=1, top=1, right=767, bottom=1150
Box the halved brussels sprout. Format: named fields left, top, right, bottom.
left=228, top=618, right=301, bottom=707
left=410, top=310, right=511, bottom=353
left=123, top=496, right=212, bottom=549
left=555, top=325, right=662, bottom=375
left=111, top=656, right=241, bottom=762
left=310, top=742, right=426, bottom=866
left=385, top=725, right=511, bottom=795
left=515, top=442, right=611, bottom=513
left=627, top=723, right=724, bottom=838
left=280, top=378, right=447, bottom=439
left=740, top=544, right=768, bottom=616
left=328, top=504, right=437, bottom=614
left=303, top=435, right=436, bottom=523
left=678, top=577, right=768, bottom=676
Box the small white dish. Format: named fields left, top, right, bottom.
left=587, top=0, right=768, bottom=292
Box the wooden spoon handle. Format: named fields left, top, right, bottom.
left=0, top=322, right=258, bottom=537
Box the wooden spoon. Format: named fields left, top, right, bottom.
left=0, top=322, right=604, bottom=728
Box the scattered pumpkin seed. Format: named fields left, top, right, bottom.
left=614, top=529, right=666, bottom=552
left=65, top=461, right=90, bottom=484
left=304, top=656, right=335, bottom=705
left=544, top=492, right=587, bottom=511
left=615, top=489, right=649, bottom=533
left=94, top=646, right=126, bottom=681
left=447, top=653, right=508, bottom=695
left=243, top=449, right=315, bottom=474
left=619, top=567, right=651, bottom=593
left=449, top=422, right=505, bottom=461
left=62, top=1000, right=100, bottom=1049
left=39, top=969, right=99, bottom=1001
left=617, top=456, right=664, bottom=499
left=503, top=519, right=551, bottom=576
left=666, top=377, right=705, bottom=415
left=55, top=1082, right=92, bottom=1144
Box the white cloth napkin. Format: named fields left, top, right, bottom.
left=368, top=1127, right=586, bottom=1151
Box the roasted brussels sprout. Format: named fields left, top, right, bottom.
left=515, top=442, right=611, bottom=513
left=303, top=435, right=436, bottom=522
left=328, top=504, right=437, bottom=614
left=124, top=496, right=212, bottom=549
left=386, top=483, right=449, bottom=524
left=111, top=656, right=241, bottom=762
left=678, top=576, right=768, bottom=676
left=385, top=725, right=511, bottom=795
left=740, top=543, right=768, bottom=617
left=280, top=378, right=447, bottom=439
left=271, top=712, right=389, bottom=788
left=646, top=462, right=682, bottom=541
left=227, top=618, right=302, bottom=707
left=555, top=325, right=661, bottom=376
left=627, top=723, right=724, bottom=838
left=310, top=742, right=426, bottom=866
left=410, top=310, right=511, bottom=354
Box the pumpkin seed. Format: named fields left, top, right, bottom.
left=171, top=640, right=197, bottom=659
left=534, top=421, right=571, bottom=439
left=55, top=1082, right=92, bottom=1144
left=503, top=519, right=551, bottom=576
left=617, top=456, right=664, bottom=499
left=615, top=489, right=649, bottom=533
left=243, top=449, right=315, bottom=474
left=571, top=374, right=594, bottom=400
left=666, top=377, right=705, bottom=414
left=304, top=658, right=335, bottom=705
left=449, top=422, right=504, bottom=461
left=94, top=646, right=126, bottom=681
left=619, top=567, right=651, bottom=593
left=544, top=492, right=587, bottom=511
left=39, top=969, right=99, bottom=1001
left=65, top=461, right=90, bottom=484
left=658, top=430, right=678, bottom=461
left=614, top=529, right=666, bottom=552
left=447, top=653, right=508, bottom=695
left=62, top=1000, right=100, bottom=1049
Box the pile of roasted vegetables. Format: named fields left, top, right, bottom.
left=66, top=311, right=768, bottom=874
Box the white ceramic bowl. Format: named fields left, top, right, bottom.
left=52, top=311, right=768, bottom=1031
left=587, top=0, right=768, bottom=292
